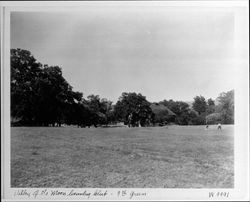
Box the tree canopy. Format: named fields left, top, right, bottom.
left=11, top=48, right=234, bottom=127
left=114, top=92, right=153, bottom=126
left=216, top=90, right=234, bottom=124
left=11, top=49, right=83, bottom=126
left=192, top=96, right=207, bottom=115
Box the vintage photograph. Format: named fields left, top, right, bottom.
left=9, top=7, right=237, bottom=189
left=1, top=1, right=249, bottom=200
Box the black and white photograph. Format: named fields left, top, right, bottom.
left=1, top=1, right=249, bottom=201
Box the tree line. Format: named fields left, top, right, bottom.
left=11, top=48, right=234, bottom=127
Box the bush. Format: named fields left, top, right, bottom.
left=206, top=113, right=222, bottom=124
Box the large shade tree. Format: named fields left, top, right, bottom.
left=11, top=48, right=83, bottom=126
left=83, top=95, right=114, bottom=127
left=11, top=49, right=42, bottom=124
left=114, top=92, right=153, bottom=126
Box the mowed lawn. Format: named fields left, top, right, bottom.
left=11, top=125, right=234, bottom=188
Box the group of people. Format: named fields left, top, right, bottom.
left=205, top=123, right=222, bottom=130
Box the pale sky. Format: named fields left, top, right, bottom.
left=11, top=8, right=236, bottom=103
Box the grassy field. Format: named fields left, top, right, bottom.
left=11, top=125, right=234, bottom=188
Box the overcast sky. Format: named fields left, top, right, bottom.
left=11, top=8, right=235, bottom=103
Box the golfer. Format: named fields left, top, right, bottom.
left=217, top=123, right=222, bottom=130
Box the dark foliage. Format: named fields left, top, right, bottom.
left=11, top=49, right=83, bottom=126
left=192, top=96, right=207, bottom=115
left=114, top=92, right=154, bottom=126
left=11, top=48, right=234, bottom=127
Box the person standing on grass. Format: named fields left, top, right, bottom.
left=217, top=123, right=222, bottom=130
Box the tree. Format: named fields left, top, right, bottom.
left=11, top=48, right=83, bottom=126
left=160, top=100, right=193, bottom=125
left=216, top=90, right=234, bottom=124
left=100, top=98, right=113, bottom=125
left=84, top=95, right=113, bottom=127
left=206, top=113, right=222, bottom=124
left=84, top=95, right=101, bottom=127
left=206, top=98, right=215, bottom=115
left=150, top=103, right=176, bottom=125
left=11, top=48, right=42, bottom=124
left=31, top=65, right=83, bottom=126
left=114, top=92, right=153, bottom=126
left=192, top=96, right=207, bottom=124
left=207, top=98, right=215, bottom=106
left=192, top=96, right=207, bottom=115
left=187, top=110, right=200, bottom=125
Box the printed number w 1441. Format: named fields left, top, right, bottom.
left=209, top=192, right=229, bottom=198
